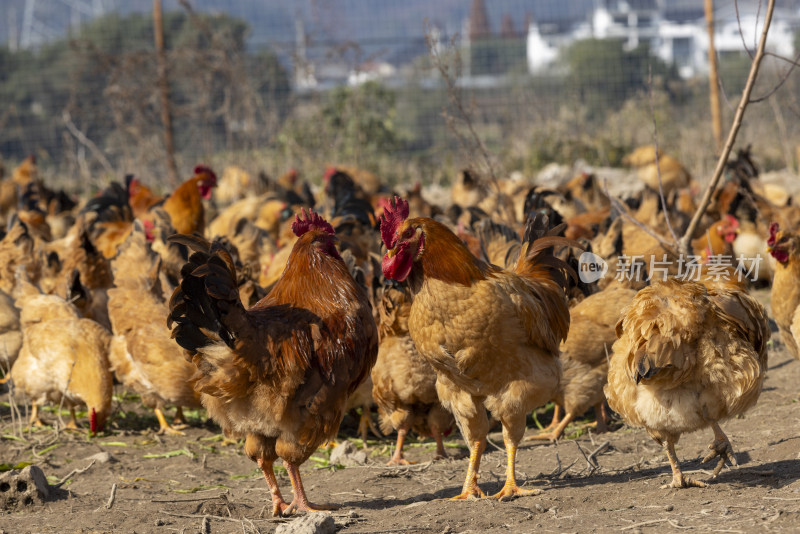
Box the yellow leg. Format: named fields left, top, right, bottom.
left=539, top=404, right=561, bottom=433
left=284, top=462, right=338, bottom=515
left=446, top=439, right=486, bottom=500
left=64, top=407, right=80, bottom=430
left=702, top=422, right=737, bottom=477
left=387, top=424, right=415, bottom=466
left=491, top=441, right=542, bottom=501
left=172, top=406, right=189, bottom=429
left=257, top=458, right=290, bottom=517
left=661, top=440, right=706, bottom=489
left=29, top=403, right=45, bottom=427
left=526, top=411, right=574, bottom=442
left=0, top=373, right=10, bottom=384
left=155, top=407, right=184, bottom=435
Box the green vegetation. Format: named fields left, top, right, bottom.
left=1, top=11, right=796, bottom=190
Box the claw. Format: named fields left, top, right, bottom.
left=661, top=474, right=707, bottom=489
left=702, top=438, right=738, bottom=477
left=491, top=484, right=542, bottom=501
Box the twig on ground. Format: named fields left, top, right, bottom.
left=588, top=441, right=611, bottom=467
left=54, top=459, right=96, bottom=488
left=105, top=483, right=117, bottom=509
left=620, top=518, right=668, bottom=530
left=574, top=441, right=595, bottom=472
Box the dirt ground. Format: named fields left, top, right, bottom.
left=1, top=288, right=799, bottom=534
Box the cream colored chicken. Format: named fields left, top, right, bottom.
left=9, top=269, right=112, bottom=431
left=605, top=278, right=769, bottom=488
left=528, top=283, right=637, bottom=441
left=107, top=223, right=201, bottom=434
left=371, top=282, right=454, bottom=465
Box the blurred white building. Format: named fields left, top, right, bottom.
left=527, top=0, right=800, bottom=78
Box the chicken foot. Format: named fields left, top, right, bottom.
left=539, top=404, right=562, bottom=433
left=171, top=406, right=189, bottom=430
left=29, top=403, right=45, bottom=427
left=357, top=409, right=382, bottom=445
left=431, top=424, right=448, bottom=460
left=526, top=410, right=574, bottom=442
left=257, top=458, right=290, bottom=517
left=446, top=439, right=486, bottom=500
left=154, top=407, right=185, bottom=435
left=283, top=461, right=339, bottom=515
left=492, top=440, right=542, bottom=501
left=63, top=407, right=80, bottom=431
left=593, top=402, right=610, bottom=433
left=661, top=440, right=706, bottom=489
left=701, top=422, right=738, bottom=477
left=387, top=423, right=415, bottom=466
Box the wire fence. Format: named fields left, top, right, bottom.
left=0, top=0, right=798, bottom=193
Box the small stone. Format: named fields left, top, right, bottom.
left=154, top=518, right=165, bottom=526
left=329, top=440, right=367, bottom=466
left=665, top=504, right=674, bottom=512
left=85, top=452, right=116, bottom=464
left=274, top=512, right=336, bottom=534
left=534, top=503, right=546, bottom=513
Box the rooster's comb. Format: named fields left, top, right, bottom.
left=768, top=222, right=780, bottom=246
left=380, top=196, right=410, bottom=249
left=292, top=208, right=335, bottom=237
left=194, top=164, right=217, bottom=183
left=323, top=167, right=338, bottom=182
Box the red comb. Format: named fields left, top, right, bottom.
left=89, top=407, right=97, bottom=434
left=768, top=222, right=780, bottom=246
left=194, top=165, right=218, bottom=184
left=292, top=208, right=335, bottom=237
left=380, top=196, right=410, bottom=249
left=323, top=167, right=337, bottom=182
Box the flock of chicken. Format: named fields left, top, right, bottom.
left=0, top=146, right=798, bottom=515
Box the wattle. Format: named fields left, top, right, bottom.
left=382, top=250, right=413, bottom=282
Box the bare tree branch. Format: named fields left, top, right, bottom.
left=679, top=0, right=776, bottom=256
left=62, top=111, right=115, bottom=176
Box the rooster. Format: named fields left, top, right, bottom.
left=138, top=165, right=217, bottom=235
left=168, top=209, right=378, bottom=516
left=381, top=197, right=574, bottom=501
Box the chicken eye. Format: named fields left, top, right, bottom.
left=403, top=228, right=415, bottom=239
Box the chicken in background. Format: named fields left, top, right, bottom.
left=0, top=290, right=22, bottom=376
left=80, top=180, right=135, bottom=259
left=690, top=215, right=739, bottom=262
left=275, top=168, right=316, bottom=208
left=371, top=280, right=454, bottom=465
left=382, top=198, right=574, bottom=500
left=560, top=172, right=610, bottom=213
left=767, top=223, right=800, bottom=360
left=528, top=283, right=637, bottom=441
left=207, top=194, right=292, bottom=245
left=8, top=267, right=112, bottom=432
left=331, top=165, right=382, bottom=198
left=158, top=165, right=218, bottom=235
left=623, top=145, right=694, bottom=196
left=168, top=210, right=378, bottom=516
left=107, top=223, right=201, bottom=434
left=605, top=277, right=769, bottom=488
left=0, top=220, right=43, bottom=294
left=126, top=175, right=162, bottom=220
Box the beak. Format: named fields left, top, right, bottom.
left=386, top=247, right=397, bottom=258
